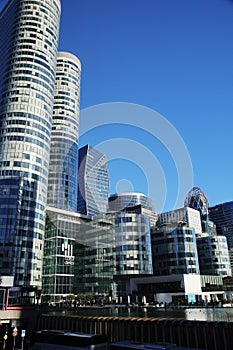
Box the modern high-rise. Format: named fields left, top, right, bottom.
left=209, top=201, right=233, bottom=273
left=47, top=52, right=81, bottom=211
left=0, top=0, right=61, bottom=288
left=184, top=187, right=209, bottom=219
left=77, top=144, right=109, bottom=216
left=209, top=201, right=233, bottom=249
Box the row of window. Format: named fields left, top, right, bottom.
left=0, top=168, right=47, bottom=187
left=0, top=135, right=49, bottom=152
left=2, top=111, right=51, bottom=130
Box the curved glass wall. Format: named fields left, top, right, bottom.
left=77, top=144, right=109, bottom=216
left=114, top=212, right=153, bottom=276
left=197, top=235, right=232, bottom=277
left=151, top=224, right=200, bottom=276
left=47, top=52, right=81, bottom=211
left=0, top=0, right=61, bottom=288
left=184, top=187, right=209, bottom=218
left=109, top=192, right=155, bottom=212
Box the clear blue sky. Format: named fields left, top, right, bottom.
left=1, top=0, right=233, bottom=212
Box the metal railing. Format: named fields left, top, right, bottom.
left=36, top=314, right=233, bottom=350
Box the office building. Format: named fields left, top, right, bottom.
left=77, top=144, right=109, bottom=216
left=109, top=192, right=154, bottom=212
left=151, top=222, right=200, bottom=276
left=209, top=201, right=233, bottom=248
left=157, top=207, right=203, bottom=236
left=75, top=211, right=153, bottom=299
left=196, top=233, right=231, bottom=277
left=43, top=206, right=91, bottom=297
left=109, top=192, right=157, bottom=227
left=74, top=213, right=116, bottom=298
left=0, top=0, right=61, bottom=288
left=47, top=52, right=81, bottom=211
left=208, top=201, right=233, bottom=274
left=184, top=187, right=209, bottom=219
left=43, top=208, right=153, bottom=300
left=124, top=204, right=158, bottom=227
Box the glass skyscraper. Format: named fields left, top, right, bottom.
left=209, top=201, right=233, bottom=274
left=77, top=144, right=109, bottom=216
left=47, top=52, right=81, bottom=211
left=209, top=201, right=233, bottom=250
left=184, top=187, right=209, bottom=218
left=0, top=0, right=61, bottom=288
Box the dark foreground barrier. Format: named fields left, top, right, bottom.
left=36, top=314, right=233, bottom=350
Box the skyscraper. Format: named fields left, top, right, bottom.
left=0, top=0, right=61, bottom=288
left=47, top=52, right=81, bottom=211
left=209, top=201, right=233, bottom=249
left=184, top=187, right=209, bottom=219
left=77, top=144, right=109, bottom=216
left=209, top=201, right=233, bottom=273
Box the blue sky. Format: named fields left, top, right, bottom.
left=1, top=0, right=233, bottom=212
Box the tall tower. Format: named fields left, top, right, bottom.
left=47, top=52, right=81, bottom=211
left=77, top=144, right=109, bottom=216
left=209, top=201, right=233, bottom=274
left=0, top=0, right=61, bottom=288
left=184, top=187, right=209, bottom=219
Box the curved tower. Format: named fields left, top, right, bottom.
left=47, top=52, right=81, bottom=211
left=77, top=144, right=109, bottom=216
left=184, top=187, right=209, bottom=218
left=0, top=0, right=61, bottom=288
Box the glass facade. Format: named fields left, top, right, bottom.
left=209, top=201, right=233, bottom=275
left=43, top=209, right=116, bottom=298
left=209, top=201, right=233, bottom=249
left=77, top=144, right=109, bottom=216
left=75, top=212, right=153, bottom=298
left=151, top=223, right=200, bottom=276
left=109, top=192, right=155, bottom=212
left=47, top=52, right=81, bottom=211
left=124, top=204, right=158, bottom=228
left=197, top=234, right=232, bottom=277
left=184, top=186, right=209, bottom=218
left=43, top=209, right=153, bottom=299
left=114, top=212, right=153, bottom=276
left=43, top=210, right=78, bottom=296
left=0, top=0, right=61, bottom=288
left=74, top=214, right=116, bottom=298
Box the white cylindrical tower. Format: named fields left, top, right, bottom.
left=47, top=52, right=81, bottom=211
